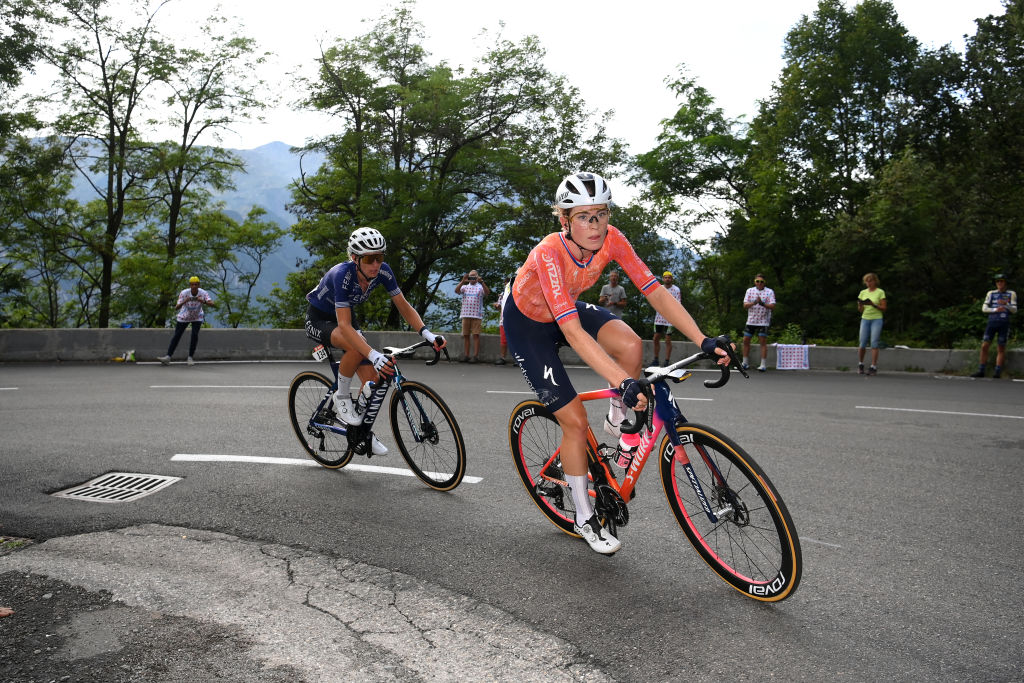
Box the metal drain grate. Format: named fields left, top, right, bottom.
left=53, top=472, right=182, bottom=503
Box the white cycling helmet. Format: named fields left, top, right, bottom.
left=348, top=227, right=387, bottom=256
left=554, top=172, right=612, bottom=209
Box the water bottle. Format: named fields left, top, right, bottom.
left=354, top=381, right=375, bottom=414
left=615, top=430, right=643, bottom=468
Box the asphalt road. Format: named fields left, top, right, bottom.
left=1, top=358, right=1022, bottom=681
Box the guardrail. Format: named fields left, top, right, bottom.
left=0, top=328, right=1018, bottom=374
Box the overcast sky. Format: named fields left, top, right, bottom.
left=146, top=0, right=1007, bottom=154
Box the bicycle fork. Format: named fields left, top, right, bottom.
left=392, top=378, right=438, bottom=445
left=659, top=383, right=742, bottom=526
left=669, top=428, right=748, bottom=526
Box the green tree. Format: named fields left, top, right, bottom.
left=282, top=3, right=628, bottom=330
left=41, top=0, right=176, bottom=327
left=0, top=0, right=44, bottom=137
left=0, top=137, right=90, bottom=327
left=141, top=17, right=271, bottom=323
left=960, top=0, right=1024, bottom=284
left=207, top=207, right=286, bottom=328
left=634, top=68, right=751, bottom=327
left=728, top=0, right=922, bottom=338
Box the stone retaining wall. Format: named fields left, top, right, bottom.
left=0, top=328, right=1017, bottom=373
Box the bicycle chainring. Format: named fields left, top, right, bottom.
left=594, top=484, right=629, bottom=528
left=346, top=425, right=370, bottom=456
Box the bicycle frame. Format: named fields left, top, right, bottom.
left=538, top=360, right=734, bottom=524
left=307, top=341, right=442, bottom=449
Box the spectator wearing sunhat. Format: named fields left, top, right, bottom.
left=652, top=271, right=681, bottom=366
left=158, top=276, right=216, bottom=366
left=971, top=273, right=1017, bottom=379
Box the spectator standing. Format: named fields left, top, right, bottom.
left=455, top=270, right=490, bottom=363
left=742, top=273, right=776, bottom=372
left=971, top=274, right=1017, bottom=378
left=158, top=276, right=215, bottom=366
left=652, top=271, right=681, bottom=366
left=598, top=270, right=627, bottom=318
left=856, top=272, right=887, bottom=376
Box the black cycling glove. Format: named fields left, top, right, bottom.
left=618, top=378, right=643, bottom=409
left=700, top=337, right=719, bottom=355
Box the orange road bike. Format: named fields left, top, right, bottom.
left=289, top=340, right=467, bottom=491
left=507, top=338, right=802, bottom=601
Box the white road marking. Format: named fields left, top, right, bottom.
left=0, top=387, right=18, bottom=390
left=486, top=390, right=535, bottom=394
left=151, top=385, right=288, bottom=389
left=800, top=537, right=843, bottom=549
left=171, top=453, right=482, bottom=483
left=141, top=360, right=311, bottom=365
left=856, top=405, right=1022, bottom=420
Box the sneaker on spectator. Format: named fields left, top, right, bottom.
left=868, top=366, right=877, bottom=376
left=573, top=514, right=621, bottom=555
left=858, top=363, right=865, bottom=375
left=157, top=355, right=171, bottom=366
left=187, top=356, right=195, bottom=366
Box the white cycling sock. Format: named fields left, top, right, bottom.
left=607, top=388, right=626, bottom=425
left=336, top=373, right=353, bottom=398
left=567, top=474, right=593, bottom=526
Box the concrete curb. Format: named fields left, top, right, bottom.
left=0, top=524, right=610, bottom=681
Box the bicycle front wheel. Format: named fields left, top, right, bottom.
left=508, top=400, right=577, bottom=536
left=659, top=423, right=801, bottom=602
left=288, top=371, right=354, bottom=469
left=389, top=380, right=466, bottom=491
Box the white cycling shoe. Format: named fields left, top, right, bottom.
left=333, top=393, right=362, bottom=426
left=573, top=514, right=621, bottom=555
left=370, top=433, right=388, bottom=456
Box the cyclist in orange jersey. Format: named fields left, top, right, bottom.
left=503, top=172, right=729, bottom=555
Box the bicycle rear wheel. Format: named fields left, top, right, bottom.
left=659, top=422, right=801, bottom=602
left=508, top=400, right=578, bottom=536
left=288, top=371, right=354, bottom=469
left=389, top=380, right=466, bottom=491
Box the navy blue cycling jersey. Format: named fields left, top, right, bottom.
left=306, top=261, right=402, bottom=313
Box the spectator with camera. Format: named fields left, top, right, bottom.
left=455, top=270, right=490, bottom=363
left=158, top=276, right=216, bottom=366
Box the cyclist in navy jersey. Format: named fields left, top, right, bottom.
left=305, top=227, right=446, bottom=454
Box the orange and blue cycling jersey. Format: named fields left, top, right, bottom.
left=511, top=225, right=660, bottom=323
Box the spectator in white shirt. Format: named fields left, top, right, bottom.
left=455, top=270, right=490, bottom=363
